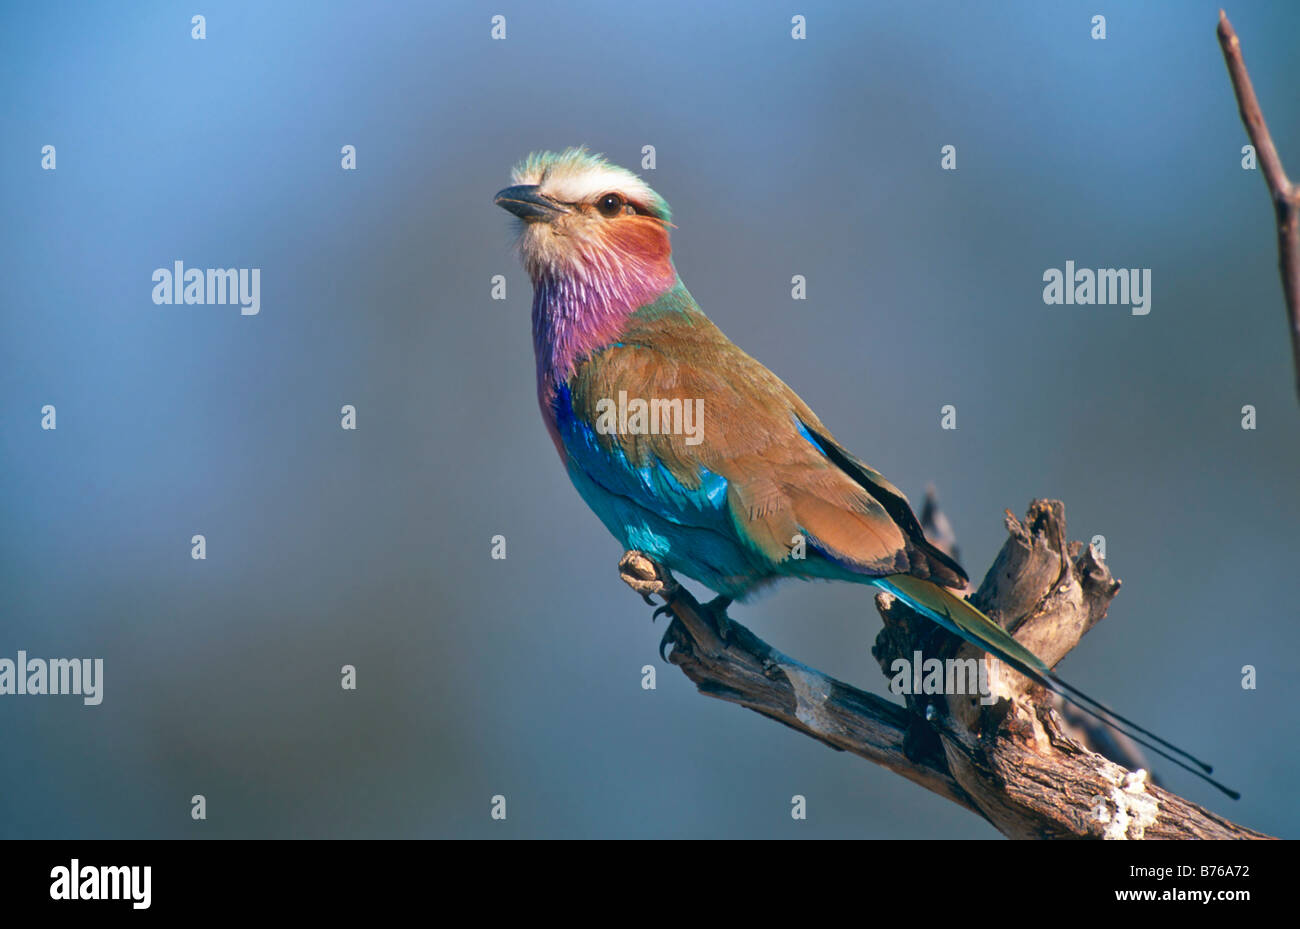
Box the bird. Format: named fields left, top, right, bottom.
left=494, top=147, right=1236, bottom=799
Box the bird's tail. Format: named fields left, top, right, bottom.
left=874, top=574, right=1239, bottom=800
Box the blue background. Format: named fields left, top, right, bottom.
left=2, top=1, right=1296, bottom=838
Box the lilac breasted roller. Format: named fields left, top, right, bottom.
left=494, top=148, right=1234, bottom=799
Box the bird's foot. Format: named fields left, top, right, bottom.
left=618, top=551, right=730, bottom=661
left=654, top=595, right=731, bottom=660
left=618, top=551, right=680, bottom=601
left=651, top=602, right=677, bottom=660
left=700, top=595, right=733, bottom=643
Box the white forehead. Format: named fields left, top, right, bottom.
left=539, top=165, right=656, bottom=205
left=511, top=149, right=659, bottom=208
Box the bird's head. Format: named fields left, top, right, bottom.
left=495, top=148, right=676, bottom=288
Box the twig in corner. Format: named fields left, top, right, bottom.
left=1218, top=9, right=1300, bottom=404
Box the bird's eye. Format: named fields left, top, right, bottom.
left=596, top=193, right=625, bottom=217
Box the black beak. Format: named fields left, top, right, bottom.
left=494, top=185, right=570, bottom=222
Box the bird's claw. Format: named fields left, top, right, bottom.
left=659, top=625, right=674, bottom=662
left=701, top=595, right=733, bottom=643
left=646, top=593, right=730, bottom=660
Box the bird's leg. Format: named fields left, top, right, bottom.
left=619, top=551, right=689, bottom=659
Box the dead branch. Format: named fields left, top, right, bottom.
left=1218, top=10, right=1300, bottom=404
left=619, top=500, right=1271, bottom=839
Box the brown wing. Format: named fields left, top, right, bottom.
left=569, top=306, right=967, bottom=586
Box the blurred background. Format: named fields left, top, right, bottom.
left=2, top=0, right=1297, bottom=838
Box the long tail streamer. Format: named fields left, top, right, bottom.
left=875, top=575, right=1239, bottom=800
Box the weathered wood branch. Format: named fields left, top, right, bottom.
left=1218, top=10, right=1300, bottom=404
left=619, top=500, right=1271, bottom=839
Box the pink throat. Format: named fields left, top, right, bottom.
left=530, top=257, right=677, bottom=400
